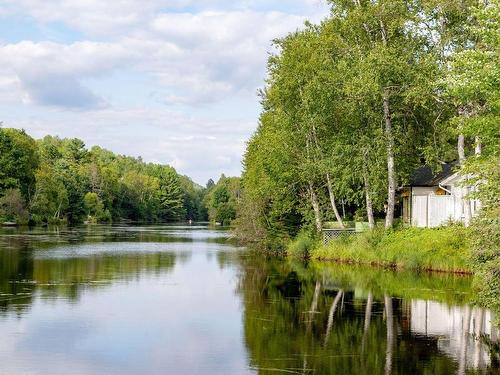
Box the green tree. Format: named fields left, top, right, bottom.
left=205, top=175, right=241, bottom=226
left=0, top=128, right=39, bottom=200
left=158, top=167, right=185, bottom=221
left=0, top=188, right=29, bottom=224
left=31, top=164, right=69, bottom=223
left=83, top=192, right=109, bottom=222
left=447, top=0, right=500, bottom=324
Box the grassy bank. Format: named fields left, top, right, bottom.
left=289, top=226, right=472, bottom=274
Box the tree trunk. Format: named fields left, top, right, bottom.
left=326, top=174, right=344, bottom=228
left=363, top=156, right=376, bottom=230
left=378, top=20, right=396, bottom=229
left=458, top=134, right=472, bottom=227
left=309, top=183, right=323, bottom=233
left=383, top=89, right=396, bottom=229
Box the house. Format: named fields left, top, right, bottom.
left=401, top=163, right=481, bottom=228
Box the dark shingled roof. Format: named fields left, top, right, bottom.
left=409, top=162, right=457, bottom=186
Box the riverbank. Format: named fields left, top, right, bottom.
left=289, top=226, right=472, bottom=274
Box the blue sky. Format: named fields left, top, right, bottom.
left=0, top=0, right=329, bottom=184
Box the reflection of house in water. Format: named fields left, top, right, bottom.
left=410, top=300, right=498, bottom=371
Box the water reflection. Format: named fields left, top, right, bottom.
left=0, top=226, right=498, bottom=374
left=0, top=225, right=231, bottom=316
left=238, top=257, right=499, bottom=374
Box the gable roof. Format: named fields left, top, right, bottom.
left=409, top=162, right=458, bottom=187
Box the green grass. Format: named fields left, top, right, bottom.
left=310, top=226, right=472, bottom=273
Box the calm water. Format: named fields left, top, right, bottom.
left=0, top=225, right=497, bottom=375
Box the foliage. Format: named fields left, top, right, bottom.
left=312, top=226, right=472, bottom=273
left=204, top=174, right=241, bottom=225
left=446, top=0, right=500, bottom=324
left=83, top=192, right=110, bottom=223
left=469, top=206, right=500, bottom=326
left=30, top=164, right=69, bottom=224
left=287, top=231, right=317, bottom=259
left=0, top=128, right=39, bottom=200
left=0, top=129, right=208, bottom=224
left=237, top=0, right=471, bottom=242
left=0, top=189, right=29, bottom=224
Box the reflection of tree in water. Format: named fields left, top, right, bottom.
left=237, top=257, right=498, bottom=374
left=0, top=243, right=180, bottom=315
left=0, top=224, right=231, bottom=315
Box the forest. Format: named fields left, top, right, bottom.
left=235, top=0, right=498, bottom=246
left=0, top=127, right=240, bottom=225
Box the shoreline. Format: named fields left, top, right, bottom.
left=310, top=256, right=474, bottom=275
left=288, top=226, right=473, bottom=275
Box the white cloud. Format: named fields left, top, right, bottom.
left=2, top=106, right=253, bottom=183
left=0, top=0, right=330, bottom=180
left=0, top=41, right=137, bottom=109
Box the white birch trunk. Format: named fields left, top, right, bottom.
left=383, top=90, right=396, bottom=229
left=458, top=133, right=472, bottom=227
left=363, top=161, right=376, bottom=230
left=308, top=183, right=323, bottom=233
left=326, top=173, right=344, bottom=228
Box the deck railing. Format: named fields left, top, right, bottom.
left=322, top=228, right=357, bottom=245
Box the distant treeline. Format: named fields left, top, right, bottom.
left=0, top=128, right=240, bottom=225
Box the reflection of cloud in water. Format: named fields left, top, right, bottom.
left=34, top=241, right=240, bottom=259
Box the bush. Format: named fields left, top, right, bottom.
left=287, top=231, right=317, bottom=259
left=469, top=205, right=500, bottom=326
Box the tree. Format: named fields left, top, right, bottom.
left=83, top=192, right=108, bottom=222
left=157, top=167, right=185, bottom=221
left=0, top=189, right=29, bottom=223
left=0, top=128, right=39, bottom=200
left=31, top=164, right=69, bottom=223
left=205, top=175, right=241, bottom=225
left=447, top=0, right=499, bottom=322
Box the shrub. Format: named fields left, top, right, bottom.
left=469, top=205, right=500, bottom=326
left=287, top=231, right=317, bottom=259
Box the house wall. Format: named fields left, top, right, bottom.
left=410, top=187, right=463, bottom=227
left=404, top=172, right=482, bottom=228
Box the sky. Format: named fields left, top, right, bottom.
left=0, top=0, right=330, bottom=184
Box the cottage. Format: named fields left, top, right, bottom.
left=401, top=163, right=480, bottom=228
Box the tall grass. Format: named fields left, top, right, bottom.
left=311, top=226, right=472, bottom=273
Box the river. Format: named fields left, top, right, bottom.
left=0, top=225, right=497, bottom=374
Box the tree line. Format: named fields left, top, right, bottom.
left=0, top=127, right=240, bottom=225
left=235, top=0, right=498, bottom=246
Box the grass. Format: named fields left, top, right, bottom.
left=310, top=226, right=472, bottom=274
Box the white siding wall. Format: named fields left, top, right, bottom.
left=411, top=187, right=463, bottom=227
left=409, top=175, right=481, bottom=227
